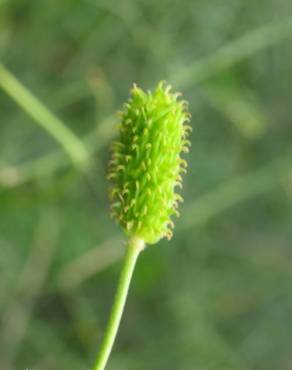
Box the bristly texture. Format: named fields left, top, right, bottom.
left=108, top=82, right=191, bottom=244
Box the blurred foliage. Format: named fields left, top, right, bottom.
left=0, top=1, right=292, bottom=369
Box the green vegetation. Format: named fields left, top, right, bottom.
left=109, top=82, right=190, bottom=244
left=93, top=82, right=189, bottom=370
left=0, top=1, right=292, bottom=370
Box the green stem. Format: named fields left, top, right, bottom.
left=0, top=63, right=89, bottom=169
left=93, top=237, right=144, bottom=370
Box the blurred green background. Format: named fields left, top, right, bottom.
left=1, top=1, right=292, bottom=369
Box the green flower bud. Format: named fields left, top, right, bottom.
left=108, top=82, right=191, bottom=244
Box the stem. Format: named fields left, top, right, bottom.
left=0, top=63, right=89, bottom=169
left=93, top=237, right=144, bottom=370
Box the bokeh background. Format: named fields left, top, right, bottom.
left=1, top=1, right=292, bottom=369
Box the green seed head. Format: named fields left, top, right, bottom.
left=108, top=81, right=191, bottom=245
